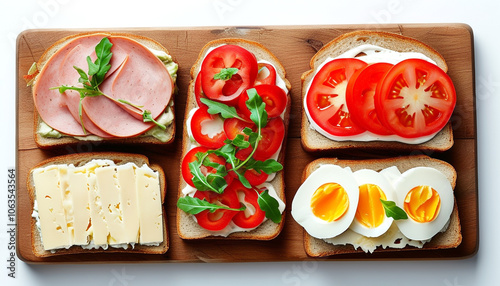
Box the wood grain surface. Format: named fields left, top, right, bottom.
left=16, top=24, right=477, bottom=263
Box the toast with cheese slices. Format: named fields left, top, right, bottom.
left=27, top=152, right=168, bottom=257
left=301, top=30, right=455, bottom=153
left=28, top=32, right=177, bottom=149
left=298, top=155, right=462, bottom=257
left=176, top=38, right=291, bottom=240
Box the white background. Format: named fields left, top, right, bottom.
left=1, top=0, right=498, bottom=285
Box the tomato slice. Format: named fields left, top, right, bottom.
left=238, top=85, right=287, bottom=119
left=182, top=146, right=233, bottom=188
left=193, top=187, right=241, bottom=231
left=305, top=58, right=367, bottom=136
left=231, top=181, right=266, bottom=229
left=238, top=117, right=285, bottom=161
left=200, top=45, right=258, bottom=105
left=375, top=59, right=456, bottom=138
left=254, top=63, right=277, bottom=86
left=194, top=73, right=208, bottom=107
left=223, top=117, right=255, bottom=141
left=346, top=63, right=395, bottom=135
left=190, top=107, right=228, bottom=148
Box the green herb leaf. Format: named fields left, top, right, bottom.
left=213, top=67, right=239, bottom=81
left=380, top=199, right=408, bottom=220
left=200, top=98, right=244, bottom=120
left=143, top=110, right=166, bottom=130
left=90, top=37, right=113, bottom=86
left=229, top=134, right=251, bottom=149
left=257, top=189, right=282, bottom=223
left=245, top=158, right=283, bottom=175
left=177, top=196, right=245, bottom=215
left=246, top=88, right=268, bottom=128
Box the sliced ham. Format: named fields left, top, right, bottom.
left=33, top=33, right=173, bottom=138
left=82, top=36, right=173, bottom=137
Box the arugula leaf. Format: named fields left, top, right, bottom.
left=257, top=190, right=282, bottom=223
left=245, top=158, right=283, bottom=175
left=230, top=134, right=251, bottom=149
left=200, top=98, right=245, bottom=120
left=380, top=199, right=408, bottom=220
left=213, top=67, right=239, bottom=81
left=143, top=110, right=167, bottom=130
left=245, top=88, right=268, bottom=128
left=177, top=196, right=245, bottom=215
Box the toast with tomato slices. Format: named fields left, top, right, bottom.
left=297, top=155, right=462, bottom=257
left=28, top=32, right=177, bottom=149
left=300, top=30, right=455, bottom=153
left=27, top=152, right=169, bottom=257
left=176, top=38, right=291, bottom=240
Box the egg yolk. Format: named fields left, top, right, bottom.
left=404, top=185, right=441, bottom=223
left=310, top=183, right=349, bottom=222
left=355, top=184, right=387, bottom=228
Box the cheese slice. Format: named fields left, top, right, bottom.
left=116, top=163, right=140, bottom=243
left=95, top=165, right=127, bottom=245
left=67, top=166, right=91, bottom=245
left=136, top=165, right=163, bottom=244
left=32, top=166, right=71, bottom=251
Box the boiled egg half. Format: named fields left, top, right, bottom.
left=393, top=167, right=454, bottom=241
left=291, top=165, right=359, bottom=239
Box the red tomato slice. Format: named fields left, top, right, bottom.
left=254, top=63, right=277, bottom=86
left=182, top=146, right=233, bottom=188
left=194, top=73, right=208, bottom=107
left=305, top=58, right=367, bottom=136
left=238, top=85, right=287, bottom=119
left=190, top=107, right=228, bottom=149
left=346, top=62, right=395, bottom=135
left=223, top=117, right=255, bottom=141
left=193, top=187, right=241, bottom=231
left=231, top=181, right=266, bottom=229
left=200, top=45, right=258, bottom=105
left=238, top=117, right=285, bottom=161
left=375, top=59, right=456, bottom=138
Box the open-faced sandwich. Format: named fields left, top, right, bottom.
left=301, top=31, right=457, bottom=152
left=25, top=32, right=178, bottom=149
left=28, top=152, right=168, bottom=257
left=291, top=155, right=461, bottom=257
left=176, top=38, right=291, bottom=240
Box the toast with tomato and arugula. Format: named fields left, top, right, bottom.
left=176, top=39, right=291, bottom=240
left=301, top=31, right=457, bottom=153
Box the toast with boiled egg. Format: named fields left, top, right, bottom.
left=176, top=38, right=291, bottom=240
left=27, top=152, right=168, bottom=257
left=301, top=30, right=456, bottom=153
left=27, top=32, right=178, bottom=149
left=291, top=155, right=461, bottom=257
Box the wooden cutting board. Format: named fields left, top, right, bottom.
left=16, top=24, right=478, bottom=263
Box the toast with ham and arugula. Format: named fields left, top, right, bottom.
left=27, top=32, right=177, bottom=149
left=27, top=152, right=168, bottom=257
left=176, top=38, right=291, bottom=240
left=301, top=30, right=456, bottom=153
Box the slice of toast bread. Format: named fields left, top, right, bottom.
left=27, top=152, right=168, bottom=257
left=177, top=38, right=291, bottom=240
left=300, top=30, right=454, bottom=153
left=299, top=155, right=462, bottom=257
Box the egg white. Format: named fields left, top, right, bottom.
left=350, top=169, right=396, bottom=238
left=393, top=167, right=454, bottom=241
left=291, top=164, right=359, bottom=239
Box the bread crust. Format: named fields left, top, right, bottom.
left=299, top=155, right=462, bottom=257
left=300, top=30, right=454, bottom=153
left=176, top=38, right=291, bottom=240
left=32, top=32, right=177, bottom=149
left=27, top=152, right=169, bottom=257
